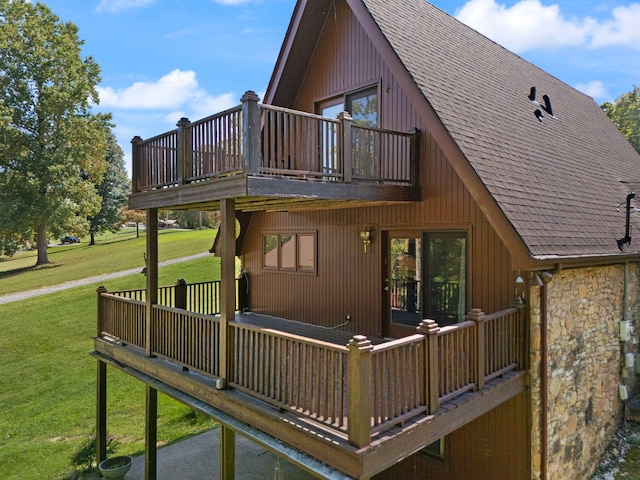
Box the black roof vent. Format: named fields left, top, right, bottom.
left=541, top=94, right=554, bottom=117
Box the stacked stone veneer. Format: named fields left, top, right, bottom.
left=529, top=263, right=640, bottom=479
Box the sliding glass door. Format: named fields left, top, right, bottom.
left=384, top=232, right=466, bottom=337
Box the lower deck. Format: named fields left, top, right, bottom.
left=94, top=284, right=528, bottom=479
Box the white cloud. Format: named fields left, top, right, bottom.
left=95, top=0, right=156, bottom=13
left=455, top=0, right=640, bottom=53
left=98, top=70, right=204, bottom=109
left=574, top=80, right=608, bottom=100
left=97, top=69, right=238, bottom=124
left=589, top=4, right=640, bottom=49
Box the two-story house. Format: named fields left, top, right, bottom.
left=92, top=0, right=640, bottom=478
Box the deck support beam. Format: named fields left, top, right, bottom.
left=145, top=386, right=158, bottom=480
left=219, top=198, right=236, bottom=387
left=219, top=425, right=235, bottom=480
left=145, top=208, right=158, bottom=358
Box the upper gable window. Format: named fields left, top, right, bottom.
left=318, top=85, right=378, bottom=127
left=347, top=87, right=377, bottom=127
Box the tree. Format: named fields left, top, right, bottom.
left=88, top=131, right=129, bottom=245
left=601, top=85, right=640, bottom=154
left=0, top=0, right=111, bottom=265
left=119, top=207, right=146, bottom=238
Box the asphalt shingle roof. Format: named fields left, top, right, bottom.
left=363, top=0, right=640, bottom=259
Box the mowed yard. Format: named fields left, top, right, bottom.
left=0, top=229, right=220, bottom=479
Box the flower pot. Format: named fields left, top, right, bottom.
left=98, top=455, right=133, bottom=480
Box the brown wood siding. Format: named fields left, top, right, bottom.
left=241, top=6, right=514, bottom=333
left=242, top=135, right=512, bottom=337
left=294, top=0, right=420, bottom=134
left=373, top=392, right=530, bottom=480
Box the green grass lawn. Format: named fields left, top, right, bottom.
left=0, top=230, right=220, bottom=479
left=0, top=228, right=217, bottom=296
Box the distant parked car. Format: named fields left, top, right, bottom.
left=61, top=235, right=80, bottom=244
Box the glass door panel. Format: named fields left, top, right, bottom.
left=385, top=232, right=466, bottom=337
left=426, top=234, right=466, bottom=325
left=320, top=101, right=343, bottom=176
left=390, top=236, right=423, bottom=328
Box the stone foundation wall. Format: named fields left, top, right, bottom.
left=529, top=263, right=640, bottom=479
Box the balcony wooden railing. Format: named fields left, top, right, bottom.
left=131, top=91, right=420, bottom=193
left=96, top=281, right=526, bottom=448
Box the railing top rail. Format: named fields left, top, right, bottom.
left=230, top=321, right=349, bottom=353
left=260, top=103, right=340, bottom=124
left=352, top=123, right=415, bottom=137
left=188, top=104, right=243, bottom=128
left=483, top=307, right=519, bottom=322
left=438, top=320, right=475, bottom=335
left=139, top=128, right=179, bottom=146
left=372, top=333, right=424, bottom=353
left=99, top=292, right=146, bottom=306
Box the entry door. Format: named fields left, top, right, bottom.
left=384, top=232, right=467, bottom=338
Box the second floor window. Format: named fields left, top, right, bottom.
left=319, top=85, right=379, bottom=178
left=319, top=85, right=378, bottom=127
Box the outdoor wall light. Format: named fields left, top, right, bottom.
left=514, top=271, right=525, bottom=300
left=360, top=227, right=373, bottom=253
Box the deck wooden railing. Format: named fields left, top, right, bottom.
left=107, top=278, right=237, bottom=314
left=132, top=91, right=419, bottom=192
left=97, top=283, right=525, bottom=448
left=229, top=323, right=349, bottom=431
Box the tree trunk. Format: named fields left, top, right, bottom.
left=90, top=232, right=95, bottom=246
left=35, top=223, right=49, bottom=266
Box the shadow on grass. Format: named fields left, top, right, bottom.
left=0, top=262, right=62, bottom=280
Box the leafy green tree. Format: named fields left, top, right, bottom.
left=0, top=231, right=22, bottom=257
left=601, top=85, right=640, bottom=154
left=88, top=131, right=129, bottom=245
left=0, top=0, right=111, bottom=265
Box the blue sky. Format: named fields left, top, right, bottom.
left=40, top=0, right=640, bottom=176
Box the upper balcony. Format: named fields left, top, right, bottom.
left=129, top=91, right=421, bottom=212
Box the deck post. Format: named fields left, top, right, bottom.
left=176, top=117, right=192, bottom=185
left=338, top=111, right=353, bottom=183
left=417, top=320, right=440, bottom=414
left=347, top=335, right=373, bottom=448
left=467, top=308, right=486, bottom=391
left=219, top=426, right=235, bottom=480
left=96, top=360, right=107, bottom=465
left=96, top=286, right=107, bottom=337
left=146, top=208, right=158, bottom=357
left=241, top=91, right=261, bottom=174
left=145, top=386, right=158, bottom=480
left=409, top=128, right=421, bottom=187
left=175, top=278, right=187, bottom=310
left=131, top=135, right=143, bottom=193
left=218, top=198, right=236, bottom=388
